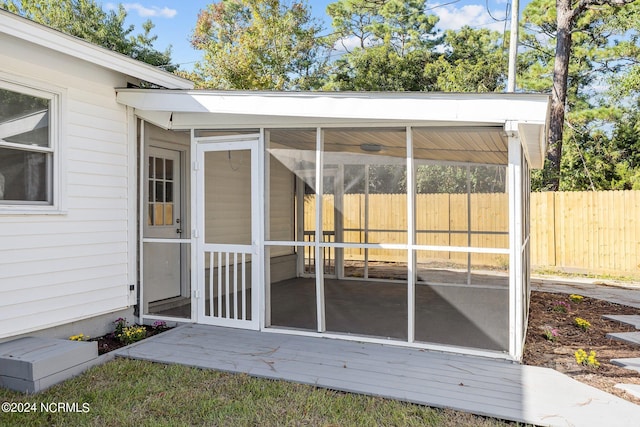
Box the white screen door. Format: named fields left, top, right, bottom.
left=196, top=137, right=260, bottom=329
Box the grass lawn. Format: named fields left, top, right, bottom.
left=0, top=358, right=522, bottom=426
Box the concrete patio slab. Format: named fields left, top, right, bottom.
left=604, top=315, right=640, bottom=329
left=532, top=279, right=640, bottom=309
left=606, top=332, right=640, bottom=346
left=115, top=324, right=640, bottom=427
left=611, top=358, right=640, bottom=374
left=615, top=384, right=640, bottom=400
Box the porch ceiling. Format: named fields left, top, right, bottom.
left=116, top=90, right=550, bottom=168
left=268, top=127, right=507, bottom=164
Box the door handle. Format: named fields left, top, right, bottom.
left=176, top=228, right=182, bottom=234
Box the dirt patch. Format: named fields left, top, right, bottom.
left=523, top=291, right=640, bottom=404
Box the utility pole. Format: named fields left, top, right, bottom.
left=507, top=0, right=520, bottom=92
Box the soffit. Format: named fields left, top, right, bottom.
left=268, top=127, right=507, bottom=164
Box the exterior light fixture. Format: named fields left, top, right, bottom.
left=360, top=143, right=382, bottom=152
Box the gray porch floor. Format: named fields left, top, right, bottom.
left=115, top=324, right=640, bottom=426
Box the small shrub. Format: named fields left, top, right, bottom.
left=69, top=333, right=89, bottom=341
left=574, top=317, right=591, bottom=331
left=152, top=320, right=168, bottom=330
left=552, top=301, right=571, bottom=313
left=114, top=317, right=127, bottom=336
left=542, top=326, right=559, bottom=342
left=117, top=325, right=147, bottom=345
left=112, top=317, right=147, bottom=345
left=569, top=294, right=584, bottom=303
left=575, top=349, right=600, bottom=368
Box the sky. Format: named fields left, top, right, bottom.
left=105, top=0, right=523, bottom=71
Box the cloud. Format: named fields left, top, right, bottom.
left=332, top=34, right=379, bottom=54
left=432, top=4, right=507, bottom=32
left=116, top=3, right=178, bottom=18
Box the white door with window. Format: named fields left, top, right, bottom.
left=144, top=146, right=184, bottom=304
left=195, top=136, right=260, bottom=329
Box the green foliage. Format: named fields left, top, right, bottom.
left=575, top=349, right=600, bottom=368
left=69, top=333, right=89, bottom=341
left=332, top=163, right=506, bottom=195
left=0, top=358, right=513, bottom=426
left=0, top=0, right=176, bottom=71
left=190, top=0, right=329, bottom=89
left=415, top=164, right=506, bottom=194
left=327, top=45, right=435, bottom=91
left=520, top=0, right=640, bottom=191
left=569, top=294, right=584, bottom=303
left=113, top=317, right=146, bottom=345
left=425, top=27, right=507, bottom=92
left=117, top=325, right=147, bottom=345
left=574, top=317, right=591, bottom=331
left=325, top=0, right=440, bottom=91
left=327, top=0, right=439, bottom=54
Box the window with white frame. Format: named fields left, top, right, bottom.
left=0, top=82, right=56, bottom=205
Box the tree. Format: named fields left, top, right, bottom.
left=190, top=0, right=329, bottom=90
left=520, top=0, right=637, bottom=190
left=325, top=0, right=440, bottom=91
left=0, top=0, right=175, bottom=70
left=425, top=26, right=508, bottom=92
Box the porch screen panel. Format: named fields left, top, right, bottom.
left=267, top=245, right=317, bottom=331
left=264, top=130, right=318, bottom=330
left=414, top=250, right=509, bottom=351
left=203, top=149, right=253, bottom=321
left=143, top=241, right=191, bottom=319
left=322, top=129, right=408, bottom=340
left=412, top=163, right=509, bottom=351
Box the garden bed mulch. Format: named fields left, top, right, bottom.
left=523, top=291, right=640, bottom=404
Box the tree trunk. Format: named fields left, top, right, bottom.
left=545, top=0, right=574, bottom=191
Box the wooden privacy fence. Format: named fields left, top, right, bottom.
left=531, top=191, right=640, bottom=275
left=303, top=190, right=640, bottom=276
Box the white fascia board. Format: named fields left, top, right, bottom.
left=117, top=90, right=550, bottom=124
left=0, top=10, right=193, bottom=90
left=168, top=113, right=492, bottom=129
left=135, top=110, right=173, bottom=130
left=519, top=122, right=548, bottom=169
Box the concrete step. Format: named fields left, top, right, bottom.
left=615, top=384, right=640, bottom=399
left=606, top=331, right=640, bottom=346
left=611, top=358, right=640, bottom=374
left=0, top=337, right=98, bottom=393
left=603, top=314, right=640, bottom=329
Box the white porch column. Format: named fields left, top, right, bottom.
left=507, top=122, right=524, bottom=360
left=315, top=128, right=326, bottom=332
left=263, top=129, right=270, bottom=328
left=406, top=127, right=415, bottom=343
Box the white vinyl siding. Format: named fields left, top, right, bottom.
left=0, top=35, right=133, bottom=338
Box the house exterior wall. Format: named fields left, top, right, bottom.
left=0, top=34, right=136, bottom=339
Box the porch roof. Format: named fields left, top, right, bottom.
left=116, top=90, right=550, bottom=168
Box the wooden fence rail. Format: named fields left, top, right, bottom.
left=303, top=190, right=640, bottom=276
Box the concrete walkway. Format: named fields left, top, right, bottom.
left=532, top=276, right=640, bottom=308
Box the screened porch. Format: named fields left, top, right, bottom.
left=264, top=127, right=520, bottom=354
left=118, top=90, right=548, bottom=360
